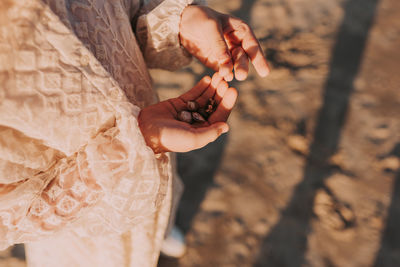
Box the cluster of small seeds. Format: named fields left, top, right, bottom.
left=177, top=98, right=217, bottom=124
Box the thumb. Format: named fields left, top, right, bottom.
left=211, top=24, right=234, bottom=81
left=191, top=122, right=229, bottom=150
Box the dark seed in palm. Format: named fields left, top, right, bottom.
left=205, top=104, right=214, bottom=113
left=178, top=110, right=192, bottom=123
left=208, top=98, right=216, bottom=107
left=192, top=112, right=206, bottom=122
left=205, top=98, right=216, bottom=113
left=197, top=107, right=209, bottom=119
left=187, top=101, right=199, bottom=111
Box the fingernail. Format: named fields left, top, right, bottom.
left=235, top=71, right=247, bottom=81
left=224, top=73, right=233, bottom=82
left=260, top=66, right=270, bottom=77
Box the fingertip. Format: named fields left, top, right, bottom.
left=217, top=87, right=238, bottom=113
left=255, top=59, right=271, bottom=77
left=192, top=122, right=229, bottom=149
left=229, top=87, right=238, bottom=102
left=212, top=72, right=223, bottom=79
left=218, top=55, right=233, bottom=78
left=235, top=70, right=248, bottom=81
left=224, top=87, right=238, bottom=109
left=203, top=75, right=212, bottom=83
left=211, top=72, right=224, bottom=88
left=220, top=79, right=229, bottom=91
left=215, top=80, right=229, bottom=102
left=213, top=122, right=229, bottom=136
left=224, top=72, right=234, bottom=82
left=219, top=123, right=229, bottom=134
left=259, top=66, right=270, bottom=77
left=218, top=65, right=230, bottom=78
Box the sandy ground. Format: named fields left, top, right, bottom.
left=1, top=0, right=400, bottom=266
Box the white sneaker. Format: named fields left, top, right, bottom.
left=160, top=226, right=187, bottom=258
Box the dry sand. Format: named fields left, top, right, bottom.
left=158, top=0, right=400, bottom=266
left=1, top=0, right=400, bottom=266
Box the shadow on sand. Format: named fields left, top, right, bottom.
left=253, top=0, right=379, bottom=266
left=374, top=143, right=400, bottom=266
left=174, top=0, right=259, bottom=237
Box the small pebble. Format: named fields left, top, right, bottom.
left=380, top=156, right=400, bottom=171
left=287, top=135, right=309, bottom=155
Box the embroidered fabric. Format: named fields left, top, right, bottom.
left=0, top=0, right=203, bottom=266
left=136, top=0, right=206, bottom=71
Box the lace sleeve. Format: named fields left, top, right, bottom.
left=0, top=0, right=172, bottom=250
left=135, top=0, right=206, bottom=71
left=0, top=110, right=171, bottom=250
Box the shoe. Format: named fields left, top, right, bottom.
left=160, top=226, right=186, bottom=258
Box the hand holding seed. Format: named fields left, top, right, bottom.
left=138, top=73, right=238, bottom=153
left=177, top=98, right=216, bottom=124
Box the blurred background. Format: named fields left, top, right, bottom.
left=1, top=0, right=400, bottom=266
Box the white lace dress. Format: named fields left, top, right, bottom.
left=0, top=0, right=203, bottom=266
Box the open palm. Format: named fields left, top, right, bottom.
left=138, top=73, right=237, bottom=153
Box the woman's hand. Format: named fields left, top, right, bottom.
left=179, top=5, right=270, bottom=82
left=138, top=73, right=237, bottom=154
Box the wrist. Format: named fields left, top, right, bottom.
left=138, top=110, right=167, bottom=155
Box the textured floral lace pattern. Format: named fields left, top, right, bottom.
left=137, top=0, right=200, bottom=70
left=0, top=0, right=198, bottom=266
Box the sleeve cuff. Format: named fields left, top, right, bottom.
left=136, top=0, right=206, bottom=71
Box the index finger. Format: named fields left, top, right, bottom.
left=179, top=76, right=212, bottom=102
left=225, top=17, right=270, bottom=77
